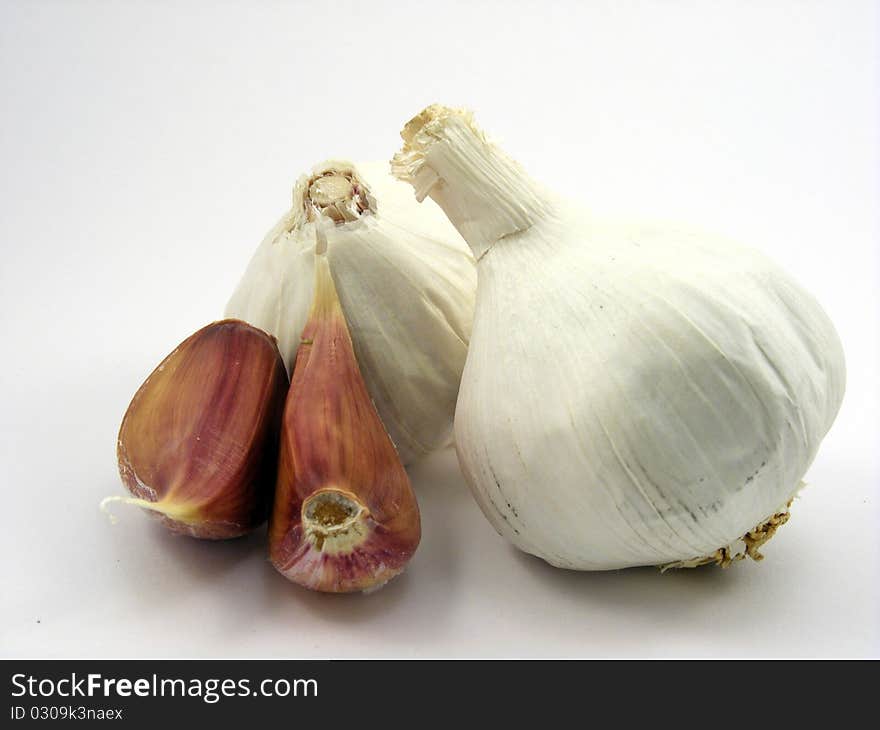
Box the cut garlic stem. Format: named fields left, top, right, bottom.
left=302, top=167, right=373, bottom=225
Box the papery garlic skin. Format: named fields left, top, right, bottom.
left=225, top=160, right=475, bottom=465
left=393, top=106, right=846, bottom=570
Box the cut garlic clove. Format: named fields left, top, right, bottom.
left=268, top=255, right=421, bottom=593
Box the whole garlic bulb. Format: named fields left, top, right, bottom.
left=226, top=160, right=476, bottom=465
left=393, top=105, right=846, bottom=570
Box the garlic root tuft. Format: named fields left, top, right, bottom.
left=660, top=501, right=794, bottom=571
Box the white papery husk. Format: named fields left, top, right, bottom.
left=393, top=106, right=846, bottom=569
left=225, top=160, right=476, bottom=465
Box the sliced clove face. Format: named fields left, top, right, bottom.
left=108, top=319, right=289, bottom=539
left=269, top=255, right=421, bottom=593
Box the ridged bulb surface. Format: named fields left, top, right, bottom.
left=456, top=213, right=844, bottom=569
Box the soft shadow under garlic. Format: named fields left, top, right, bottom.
left=104, top=505, right=267, bottom=601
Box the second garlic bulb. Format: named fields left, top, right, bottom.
left=226, top=160, right=476, bottom=464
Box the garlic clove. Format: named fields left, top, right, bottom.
left=106, top=319, right=289, bottom=539
left=268, top=255, right=421, bottom=593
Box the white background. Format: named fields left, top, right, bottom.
left=1, top=0, right=877, bottom=658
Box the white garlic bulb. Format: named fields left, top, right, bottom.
left=226, top=160, right=476, bottom=465
left=393, top=105, right=845, bottom=570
